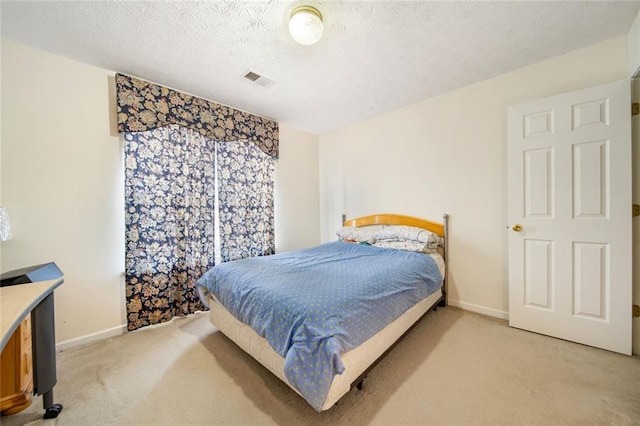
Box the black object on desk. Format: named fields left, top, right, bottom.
left=1, top=262, right=63, bottom=287
left=0, top=262, right=64, bottom=419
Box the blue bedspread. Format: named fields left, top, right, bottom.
left=197, top=241, right=442, bottom=411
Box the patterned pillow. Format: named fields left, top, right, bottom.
left=372, top=225, right=428, bottom=242
left=371, top=239, right=428, bottom=253
left=372, top=226, right=444, bottom=253
left=336, top=226, right=377, bottom=243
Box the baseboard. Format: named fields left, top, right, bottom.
left=56, top=324, right=126, bottom=350
left=448, top=299, right=509, bottom=320
left=53, top=303, right=508, bottom=350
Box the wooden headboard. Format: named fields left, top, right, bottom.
left=342, top=213, right=446, bottom=237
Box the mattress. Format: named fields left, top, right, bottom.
left=208, top=252, right=445, bottom=411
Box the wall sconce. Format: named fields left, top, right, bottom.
left=0, top=207, right=12, bottom=241
left=289, top=5, right=324, bottom=45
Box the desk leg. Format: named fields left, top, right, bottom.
left=31, top=293, right=63, bottom=419
left=42, top=391, right=63, bottom=419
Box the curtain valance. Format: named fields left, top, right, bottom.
left=115, top=73, right=279, bottom=158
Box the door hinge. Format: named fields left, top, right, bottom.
left=634, top=305, right=640, bottom=318
left=633, top=103, right=639, bottom=116
left=634, top=204, right=640, bottom=217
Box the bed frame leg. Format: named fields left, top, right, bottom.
left=356, top=376, right=366, bottom=390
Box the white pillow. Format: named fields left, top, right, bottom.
left=373, top=226, right=443, bottom=245
left=370, top=226, right=443, bottom=253
left=371, top=240, right=428, bottom=253
left=336, top=226, right=377, bottom=243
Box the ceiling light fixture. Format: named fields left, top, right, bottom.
left=289, top=5, right=323, bottom=46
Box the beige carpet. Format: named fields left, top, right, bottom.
left=3, top=307, right=640, bottom=426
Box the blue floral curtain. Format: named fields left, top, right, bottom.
left=117, top=73, right=278, bottom=332
left=124, top=125, right=215, bottom=331
left=115, top=73, right=279, bottom=159
left=217, top=140, right=275, bottom=262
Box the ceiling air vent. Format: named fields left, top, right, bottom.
left=243, top=70, right=275, bottom=87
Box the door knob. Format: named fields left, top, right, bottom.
left=512, top=224, right=523, bottom=232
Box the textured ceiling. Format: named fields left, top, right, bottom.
left=2, top=1, right=639, bottom=135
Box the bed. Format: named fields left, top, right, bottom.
left=197, top=213, right=449, bottom=411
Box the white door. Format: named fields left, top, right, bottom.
left=507, top=80, right=632, bottom=355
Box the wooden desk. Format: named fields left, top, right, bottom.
left=0, top=278, right=64, bottom=418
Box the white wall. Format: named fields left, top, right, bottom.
left=629, top=8, right=640, bottom=77
left=275, top=125, right=319, bottom=253
left=1, top=39, right=320, bottom=345
left=2, top=39, right=126, bottom=344
left=319, top=36, right=630, bottom=320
